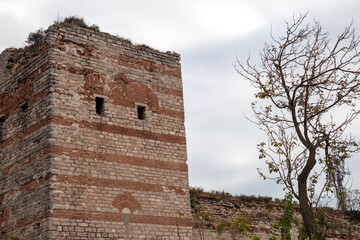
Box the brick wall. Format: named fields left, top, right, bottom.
left=1, top=23, right=192, bottom=239
left=0, top=38, right=53, bottom=238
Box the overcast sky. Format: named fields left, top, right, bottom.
left=1, top=0, right=360, bottom=200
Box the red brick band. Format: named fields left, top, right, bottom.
left=1, top=113, right=185, bottom=151
left=0, top=207, right=192, bottom=235
left=52, top=209, right=192, bottom=227
left=52, top=115, right=186, bottom=144
left=1, top=144, right=187, bottom=179
left=53, top=174, right=187, bottom=195
left=2, top=151, right=39, bottom=176
left=49, top=145, right=188, bottom=172
left=19, top=173, right=51, bottom=192
left=0, top=209, right=49, bottom=234
left=0, top=117, right=51, bottom=149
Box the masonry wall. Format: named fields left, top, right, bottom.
left=191, top=191, right=360, bottom=240
left=0, top=43, right=53, bottom=238
left=1, top=23, right=192, bottom=239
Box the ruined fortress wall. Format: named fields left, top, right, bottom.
left=0, top=42, right=54, bottom=239
left=191, top=192, right=360, bottom=240
left=1, top=24, right=192, bottom=239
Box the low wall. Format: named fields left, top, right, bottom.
left=190, top=191, right=360, bottom=239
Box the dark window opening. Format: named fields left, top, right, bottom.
left=96, top=97, right=104, bottom=116
left=137, top=106, right=146, bottom=120
left=0, top=116, right=5, bottom=142
left=20, top=101, right=28, bottom=112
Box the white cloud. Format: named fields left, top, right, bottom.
left=98, top=0, right=264, bottom=51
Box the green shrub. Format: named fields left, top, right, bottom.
left=193, top=210, right=215, bottom=240
left=56, top=16, right=100, bottom=31
left=269, top=192, right=294, bottom=240
left=1, top=234, right=21, bottom=240
left=189, top=186, right=205, bottom=194
left=26, top=28, right=45, bottom=47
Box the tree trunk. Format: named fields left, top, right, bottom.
left=298, top=149, right=316, bottom=238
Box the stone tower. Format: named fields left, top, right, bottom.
left=0, top=23, right=192, bottom=239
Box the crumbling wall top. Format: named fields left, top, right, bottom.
left=1, top=21, right=181, bottom=85
left=46, top=23, right=181, bottom=62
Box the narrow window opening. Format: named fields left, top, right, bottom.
left=137, top=106, right=146, bottom=120
left=96, top=97, right=104, bottom=116
left=20, top=101, right=28, bottom=112
left=0, top=116, right=5, bottom=142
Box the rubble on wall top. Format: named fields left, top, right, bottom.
left=47, top=23, right=180, bottom=60
left=1, top=17, right=180, bottom=76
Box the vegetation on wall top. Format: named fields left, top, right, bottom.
left=25, top=16, right=100, bottom=48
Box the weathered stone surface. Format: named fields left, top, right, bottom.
left=191, top=191, right=360, bottom=239
left=1, top=23, right=192, bottom=239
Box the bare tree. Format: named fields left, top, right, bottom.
left=237, top=13, right=360, bottom=239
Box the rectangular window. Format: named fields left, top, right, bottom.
left=96, top=97, right=104, bottom=116
left=0, top=116, right=5, bottom=142
left=137, top=106, right=145, bottom=120
left=18, top=101, right=29, bottom=132
left=20, top=101, right=28, bottom=112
